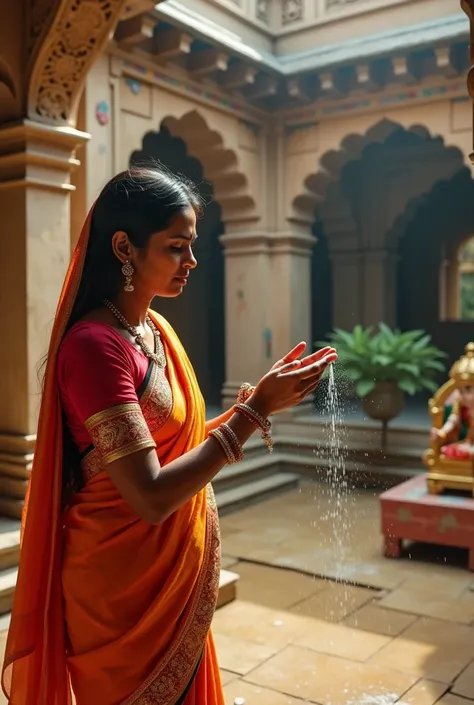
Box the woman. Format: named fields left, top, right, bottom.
left=2, top=165, right=336, bottom=705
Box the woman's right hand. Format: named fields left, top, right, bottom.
left=249, top=342, right=338, bottom=417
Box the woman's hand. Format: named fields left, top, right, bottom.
left=250, top=342, right=337, bottom=417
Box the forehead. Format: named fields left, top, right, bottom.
left=167, top=206, right=196, bottom=235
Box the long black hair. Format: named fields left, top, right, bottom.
left=61, top=164, right=204, bottom=506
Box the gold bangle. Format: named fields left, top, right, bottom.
left=220, top=423, right=244, bottom=462
left=209, top=428, right=237, bottom=464
left=237, top=383, right=256, bottom=404
left=233, top=403, right=273, bottom=453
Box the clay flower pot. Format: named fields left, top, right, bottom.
left=362, top=381, right=404, bottom=423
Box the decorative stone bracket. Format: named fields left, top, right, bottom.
left=28, top=0, right=129, bottom=127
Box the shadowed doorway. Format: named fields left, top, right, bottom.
left=130, top=127, right=225, bottom=408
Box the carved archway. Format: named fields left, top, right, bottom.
left=309, top=120, right=466, bottom=332
left=159, top=110, right=257, bottom=226
left=395, top=168, right=474, bottom=367
left=293, top=118, right=466, bottom=222
left=130, top=126, right=225, bottom=408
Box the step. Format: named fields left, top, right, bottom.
left=0, top=498, right=23, bottom=520
left=215, top=472, right=299, bottom=514
left=213, top=452, right=278, bottom=492
left=0, top=568, right=17, bottom=615
left=217, top=569, right=239, bottom=609
left=0, top=568, right=238, bottom=634
left=0, top=520, right=20, bottom=571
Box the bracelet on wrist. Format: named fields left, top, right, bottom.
left=209, top=423, right=244, bottom=464
left=236, top=383, right=256, bottom=404
left=234, top=402, right=273, bottom=453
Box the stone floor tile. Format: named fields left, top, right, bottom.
left=212, top=600, right=309, bottom=649
left=399, top=573, right=472, bottom=600
left=452, top=660, right=474, bottom=699
left=295, top=619, right=391, bottom=661
left=233, top=561, right=326, bottom=610
left=399, top=679, right=448, bottom=705
left=436, top=694, right=474, bottom=705
left=220, top=483, right=474, bottom=592
left=343, top=604, right=418, bottom=637
left=245, top=644, right=418, bottom=705
left=220, top=669, right=238, bottom=686
left=369, top=617, right=474, bottom=682
left=378, top=588, right=474, bottom=624
left=214, top=633, right=277, bottom=676
left=223, top=679, right=310, bottom=705
left=290, top=583, right=374, bottom=622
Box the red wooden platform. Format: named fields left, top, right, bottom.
left=380, top=474, right=474, bottom=570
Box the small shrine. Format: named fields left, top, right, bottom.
left=424, top=342, right=474, bottom=496
left=380, top=343, right=474, bottom=571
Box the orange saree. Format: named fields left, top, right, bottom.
left=2, top=211, right=223, bottom=705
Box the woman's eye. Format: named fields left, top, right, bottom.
left=171, top=246, right=182, bottom=253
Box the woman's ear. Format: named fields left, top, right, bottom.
left=111, top=231, right=132, bottom=264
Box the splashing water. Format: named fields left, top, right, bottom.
left=305, top=360, right=362, bottom=622
left=320, top=364, right=353, bottom=578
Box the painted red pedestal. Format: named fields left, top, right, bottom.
left=380, top=474, right=474, bottom=570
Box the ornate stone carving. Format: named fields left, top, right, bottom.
left=256, top=0, right=269, bottom=23
left=282, top=0, right=303, bottom=24
left=326, top=0, right=364, bottom=8
left=29, top=0, right=60, bottom=56
left=28, top=0, right=127, bottom=125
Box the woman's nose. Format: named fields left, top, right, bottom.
left=184, top=249, right=197, bottom=269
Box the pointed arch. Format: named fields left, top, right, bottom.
left=293, top=118, right=466, bottom=221
left=148, top=109, right=258, bottom=225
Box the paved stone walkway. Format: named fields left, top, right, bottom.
left=215, top=482, right=474, bottom=704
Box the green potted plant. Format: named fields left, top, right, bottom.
left=317, top=323, right=447, bottom=435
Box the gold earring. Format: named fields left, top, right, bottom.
left=122, top=261, right=134, bottom=292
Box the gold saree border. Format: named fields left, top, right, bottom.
left=122, top=485, right=221, bottom=705
left=84, top=402, right=156, bottom=466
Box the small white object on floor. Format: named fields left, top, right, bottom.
left=233, top=698, right=246, bottom=705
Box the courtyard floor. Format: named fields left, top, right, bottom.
left=1, top=480, right=474, bottom=705
left=215, top=481, right=474, bottom=705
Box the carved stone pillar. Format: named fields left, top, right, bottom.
left=362, top=249, right=399, bottom=328
left=220, top=232, right=272, bottom=409
left=461, top=0, right=474, bottom=163
left=269, top=230, right=316, bottom=360
left=0, top=0, right=129, bottom=516
left=321, top=196, right=362, bottom=331
left=330, top=250, right=364, bottom=330
left=0, top=122, right=89, bottom=516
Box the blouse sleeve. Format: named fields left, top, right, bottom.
left=58, top=325, right=156, bottom=465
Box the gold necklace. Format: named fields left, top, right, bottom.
left=103, top=299, right=166, bottom=368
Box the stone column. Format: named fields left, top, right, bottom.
left=268, top=230, right=316, bottom=359
left=0, top=0, right=130, bottom=516
left=330, top=250, right=364, bottom=331
left=461, top=0, right=474, bottom=163
left=0, top=121, right=88, bottom=516
left=362, top=249, right=399, bottom=327
left=220, top=232, right=272, bottom=408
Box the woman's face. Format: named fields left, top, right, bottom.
left=132, top=206, right=198, bottom=299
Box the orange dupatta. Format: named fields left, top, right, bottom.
left=2, top=207, right=222, bottom=704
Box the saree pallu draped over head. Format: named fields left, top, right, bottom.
left=2, top=208, right=222, bottom=705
